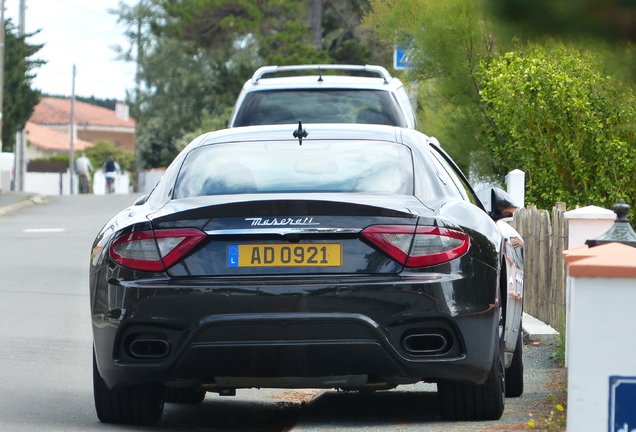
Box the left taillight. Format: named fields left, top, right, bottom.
left=361, top=225, right=470, bottom=267
left=109, top=229, right=206, bottom=271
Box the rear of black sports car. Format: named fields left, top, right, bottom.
left=90, top=127, right=507, bottom=424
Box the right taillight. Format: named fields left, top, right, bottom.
left=109, top=228, right=206, bottom=271
left=361, top=225, right=470, bottom=267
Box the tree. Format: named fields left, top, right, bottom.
left=261, top=19, right=333, bottom=65
left=487, top=0, right=636, bottom=43
left=310, top=0, right=322, bottom=50
left=110, top=0, right=158, bottom=120
left=362, top=0, right=503, bottom=175
left=2, top=19, right=43, bottom=152
left=160, top=0, right=382, bottom=65
left=479, top=42, right=636, bottom=209
left=84, top=140, right=135, bottom=173
left=134, top=34, right=260, bottom=167
left=111, top=1, right=258, bottom=168
left=322, top=0, right=381, bottom=64
left=486, top=0, right=636, bottom=87
left=113, top=0, right=387, bottom=168
left=160, top=0, right=272, bottom=49
left=173, top=106, right=234, bottom=153
left=363, top=0, right=636, bottom=212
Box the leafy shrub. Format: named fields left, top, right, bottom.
left=30, top=155, right=70, bottom=165
left=479, top=41, right=636, bottom=210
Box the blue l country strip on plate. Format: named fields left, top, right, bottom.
left=227, top=243, right=342, bottom=267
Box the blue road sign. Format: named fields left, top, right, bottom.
left=393, top=45, right=414, bottom=70
left=609, top=376, right=636, bottom=432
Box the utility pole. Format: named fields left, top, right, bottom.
left=14, top=0, right=26, bottom=192
left=69, top=65, right=76, bottom=194
left=19, top=0, right=24, bottom=34
left=0, top=0, right=5, bottom=192
left=309, top=0, right=322, bottom=51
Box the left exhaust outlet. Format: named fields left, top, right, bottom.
left=402, top=331, right=451, bottom=356
left=128, top=338, right=171, bottom=359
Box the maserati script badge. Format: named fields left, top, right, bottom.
left=245, top=217, right=320, bottom=226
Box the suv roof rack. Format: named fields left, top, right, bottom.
left=251, top=64, right=393, bottom=85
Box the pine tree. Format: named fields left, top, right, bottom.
left=2, top=19, right=43, bottom=152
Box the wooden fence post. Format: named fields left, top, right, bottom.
left=511, top=203, right=567, bottom=330
left=550, top=203, right=567, bottom=330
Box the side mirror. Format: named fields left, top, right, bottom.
left=490, top=188, right=518, bottom=220
left=133, top=195, right=149, bottom=206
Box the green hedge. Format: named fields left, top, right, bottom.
left=479, top=42, right=636, bottom=210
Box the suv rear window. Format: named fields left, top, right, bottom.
left=173, top=141, right=413, bottom=198
left=232, top=90, right=407, bottom=127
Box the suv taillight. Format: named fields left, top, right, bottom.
left=109, top=229, right=206, bottom=271
left=361, top=225, right=470, bottom=267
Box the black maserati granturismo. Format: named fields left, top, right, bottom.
left=90, top=123, right=524, bottom=425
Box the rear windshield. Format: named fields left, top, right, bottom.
left=232, top=90, right=407, bottom=127
left=173, top=141, right=413, bottom=198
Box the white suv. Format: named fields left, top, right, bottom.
left=229, top=64, right=418, bottom=129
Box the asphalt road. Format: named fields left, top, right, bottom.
left=0, top=194, right=565, bottom=432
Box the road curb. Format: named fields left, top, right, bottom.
left=0, top=194, right=46, bottom=217
left=522, top=312, right=560, bottom=343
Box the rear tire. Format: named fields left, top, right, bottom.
left=505, top=327, right=524, bottom=397
left=93, top=352, right=164, bottom=425
left=165, top=387, right=206, bottom=404
left=438, top=336, right=505, bottom=420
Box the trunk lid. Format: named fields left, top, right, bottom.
left=149, top=194, right=431, bottom=276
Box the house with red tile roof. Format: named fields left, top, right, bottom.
left=25, top=121, right=93, bottom=159
left=27, top=97, right=136, bottom=159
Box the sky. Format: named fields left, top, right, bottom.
left=5, top=0, right=137, bottom=101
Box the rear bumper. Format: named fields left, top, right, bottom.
left=92, top=272, right=498, bottom=390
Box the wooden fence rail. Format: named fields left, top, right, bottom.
left=510, top=203, right=567, bottom=331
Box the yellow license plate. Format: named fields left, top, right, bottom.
left=227, top=244, right=342, bottom=267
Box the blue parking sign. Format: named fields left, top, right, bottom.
left=393, top=45, right=414, bottom=70
left=609, top=376, right=636, bottom=432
